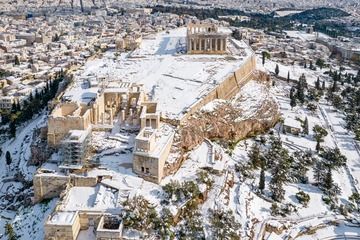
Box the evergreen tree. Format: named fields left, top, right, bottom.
left=322, top=80, right=326, bottom=90
left=248, top=143, right=261, bottom=169
left=287, top=71, right=290, bottom=82
left=355, top=127, right=360, bottom=141
left=303, top=117, right=309, bottom=135
left=53, top=33, right=60, bottom=42
left=316, top=58, right=325, bottom=69
left=275, top=64, right=279, bottom=76
left=209, top=209, right=240, bottom=239
left=269, top=168, right=286, bottom=202
left=323, top=167, right=337, bottom=195
left=320, top=147, right=347, bottom=169
left=5, top=151, right=12, bottom=171
left=313, top=160, right=325, bottom=185
left=296, top=74, right=307, bottom=104
left=315, top=77, right=321, bottom=90
left=309, top=60, right=313, bottom=70
left=16, top=101, right=21, bottom=111
left=262, top=51, right=270, bottom=65
left=313, top=125, right=328, bottom=141
left=316, top=141, right=321, bottom=152
left=331, top=78, right=338, bottom=92
left=259, top=164, right=265, bottom=193
left=14, top=55, right=20, bottom=65
left=304, top=61, right=307, bottom=68
left=11, top=101, right=17, bottom=113
left=9, top=121, right=16, bottom=138
left=290, top=91, right=296, bottom=109
left=267, top=137, right=292, bottom=202
left=5, top=222, right=16, bottom=240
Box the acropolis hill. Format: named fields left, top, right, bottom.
left=66, top=24, right=256, bottom=124
left=31, top=23, right=274, bottom=240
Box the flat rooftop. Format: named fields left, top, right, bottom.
left=135, top=124, right=175, bottom=158
left=47, top=211, right=77, bottom=226
left=70, top=27, right=254, bottom=120
left=60, top=184, right=120, bottom=213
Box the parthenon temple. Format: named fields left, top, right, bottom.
left=187, top=23, right=228, bottom=54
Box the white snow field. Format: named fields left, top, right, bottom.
left=65, top=27, right=253, bottom=120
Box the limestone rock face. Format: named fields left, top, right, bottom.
left=165, top=79, right=279, bottom=177
left=179, top=80, right=279, bottom=151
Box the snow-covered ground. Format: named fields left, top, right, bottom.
left=66, top=27, right=254, bottom=120
left=0, top=112, right=54, bottom=239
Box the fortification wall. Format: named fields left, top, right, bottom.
left=33, top=174, right=98, bottom=203
left=33, top=174, right=69, bottom=203
left=179, top=54, right=256, bottom=124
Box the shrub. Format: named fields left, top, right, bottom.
left=296, top=190, right=310, bottom=207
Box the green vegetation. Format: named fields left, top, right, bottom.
left=208, top=208, right=240, bottom=239
left=4, top=222, right=16, bottom=240
left=296, top=190, right=310, bottom=207
left=0, top=70, right=65, bottom=138
left=152, top=5, right=355, bottom=37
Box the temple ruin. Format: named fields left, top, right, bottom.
left=187, top=23, right=228, bottom=54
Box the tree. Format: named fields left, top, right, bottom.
left=316, top=141, right=321, bottom=152
left=313, top=125, right=328, bottom=151
left=53, top=33, right=60, bottom=42
left=5, top=151, right=12, bottom=172
left=9, top=120, right=16, bottom=138
left=309, top=61, right=314, bottom=70
left=316, top=58, right=325, bottom=69
left=323, top=168, right=334, bottom=194
left=303, top=117, right=309, bottom=135
left=322, top=80, right=326, bottom=90
left=259, top=164, right=265, bottom=193
left=14, top=55, right=20, bottom=65
left=11, top=101, right=17, bottom=113
left=267, top=138, right=292, bottom=202
left=270, top=203, right=280, bottom=216
left=296, top=74, right=307, bottom=104
left=209, top=209, right=240, bottom=239
left=320, top=147, right=347, bottom=169
left=331, top=78, right=338, bottom=93
left=290, top=87, right=296, bottom=109
left=287, top=71, right=290, bottom=82
left=349, top=192, right=360, bottom=209
left=315, top=77, right=321, bottom=90
left=16, top=101, right=21, bottom=111
left=355, top=127, right=360, bottom=141
left=275, top=64, right=279, bottom=76
left=5, top=222, right=16, bottom=240
left=313, top=160, right=326, bottom=185
left=262, top=51, right=270, bottom=65
left=248, top=143, right=261, bottom=169
left=296, top=190, right=310, bottom=207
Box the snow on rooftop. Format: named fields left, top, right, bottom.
left=284, top=117, right=302, bottom=129
left=71, top=27, right=253, bottom=120
left=61, top=185, right=119, bottom=212
left=48, top=211, right=76, bottom=225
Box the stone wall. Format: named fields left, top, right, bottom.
left=33, top=174, right=98, bottom=203
left=47, top=106, right=92, bottom=147
left=44, top=212, right=81, bottom=240
left=33, top=174, right=69, bottom=203
left=179, top=54, right=256, bottom=124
